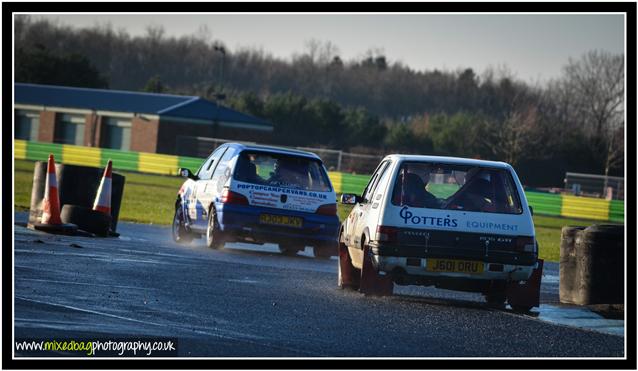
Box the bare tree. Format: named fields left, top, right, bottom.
left=561, top=50, right=624, bottom=176
left=479, top=104, right=547, bottom=167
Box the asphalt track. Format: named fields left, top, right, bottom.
left=13, top=212, right=624, bottom=357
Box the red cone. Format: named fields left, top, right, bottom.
left=93, top=160, right=112, bottom=215
left=41, top=154, right=62, bottom=225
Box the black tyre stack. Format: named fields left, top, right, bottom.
left=60, top=205, right=113, bottom=237
left=559, top=224, right=624, bottom=305
left=28, top=161, right=125, bottom=235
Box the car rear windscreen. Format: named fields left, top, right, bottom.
left=390, top=162, right=523, bottom=214
left=234, top=151, right=332, bottom=192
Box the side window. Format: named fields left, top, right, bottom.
left=369, top=161, right=393, bottom=200
left=362, top=160, right=390, bottom=202
left=211, top=147, right=237, bottom=184
left=197, top=146, right=226, bottom=180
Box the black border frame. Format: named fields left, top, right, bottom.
left=3, top=2, right=636, bottom=369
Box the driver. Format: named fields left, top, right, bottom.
left=268, top=159, right=306, bottom=188
left=448, top=171, right=494, bottom=211
left=393, top=168, right=439, bottom=208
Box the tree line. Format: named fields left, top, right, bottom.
left=14, top=16, right=624, bottom=186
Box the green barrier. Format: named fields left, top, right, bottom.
left=13, top=140, right=625, bottom=222
left=27, top=141, right=62, bottom=162
left=609, top=200, right=624, bottom=223
left=101, top=148, right=140, bottom=172
left=525, top=191, right=562, bottom=216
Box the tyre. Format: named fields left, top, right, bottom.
left=60, top=204, right=112, bottom=236
left=206, top=208, right=224, bottom=249
left=172, top=206, right=193, bottom=244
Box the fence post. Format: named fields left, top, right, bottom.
left=337, top=150, right=343, bottom=172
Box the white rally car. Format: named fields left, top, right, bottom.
left=338, top=155, right=543, bottom=311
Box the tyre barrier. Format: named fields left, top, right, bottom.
left=28, top=161, right=125, bottom=233
left=559, top=224, right=624, bottom=305
left=60, top=205, right=113, bottom=237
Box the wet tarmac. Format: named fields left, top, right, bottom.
left=12, top=212, right=625, bottom=357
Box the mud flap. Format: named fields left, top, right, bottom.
left=358, top=244, right=394, bottom=296
left=506, top=259, right=544, bottom=310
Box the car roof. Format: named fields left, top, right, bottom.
left=222, top=143, right=322, bottom=161
left=384, top=154, right=512, bottom=170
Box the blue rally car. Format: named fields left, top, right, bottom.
left=172, top=143, right=340, bottom=258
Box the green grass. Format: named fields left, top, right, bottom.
left=14, top=159, right=617, bottom=262
left=14, top=159, right=183, bottom=225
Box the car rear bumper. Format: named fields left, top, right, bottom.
left=369, top=241, right=537, bottom=282
left=216, top=203, right=339, bottom=246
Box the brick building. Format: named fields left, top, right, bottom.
left=14, top=83, right=273, bottom=157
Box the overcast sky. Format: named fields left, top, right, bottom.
left=34, top=13, right=625, bottom=84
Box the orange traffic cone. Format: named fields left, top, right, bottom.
left=93, top=160, right=112, bottom=215
left=41, top=154, right=62, bottom=225
left=31, top=154, right=77, bottom=234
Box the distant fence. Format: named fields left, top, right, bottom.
left=175, top=136, right=383, bottom=173
left=14, top=140, right=623, bottom=223
left=564, top=172, right=624, bottom=200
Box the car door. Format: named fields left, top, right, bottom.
left=191, top=146, right=227, bottom=229
left=348, top=160, right=392, bottom=267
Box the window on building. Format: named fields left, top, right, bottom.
left=15, top=110, right=40, bottom=141
left=103, top=117, right=132, bottom=151
left=54, top=113, right=86, bottom=145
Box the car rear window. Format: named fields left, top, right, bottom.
left=233, top=151, right=332, bottom=192
left=390, top=162, right=523, bottom=214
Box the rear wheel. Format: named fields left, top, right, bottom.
left=172, top=206, right=193, bottom=244
left=206, top=208, right=223, bottom=249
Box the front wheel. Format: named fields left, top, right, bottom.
left=172, top=206, right=193, bottom=244
left=206, top=208, right=224, bottom=249
left=337, top=235, right=360, bottom=290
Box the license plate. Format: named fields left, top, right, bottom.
left=426, top=259, right=484, bottom=274
left=259, top=214, right=303, bottom=228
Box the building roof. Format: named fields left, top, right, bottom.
left=14, top=83, right=272, bottom=129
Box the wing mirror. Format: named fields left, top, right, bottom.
left=529, top=205, right=534, bottom=216
left=340, top=193, right=363, bottom=205
left=179, top=168, right=198, bottom=180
